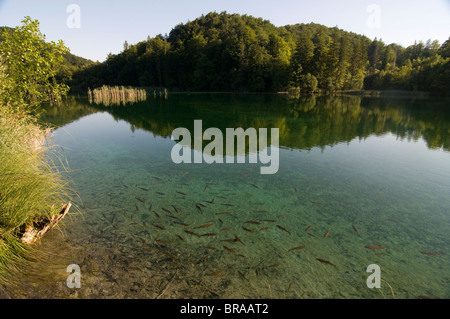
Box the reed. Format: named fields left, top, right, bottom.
left=88, top=85, right=147, bottom=106
left=0, top=108, right=71, bottom=284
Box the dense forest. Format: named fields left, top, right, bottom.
left=69, top=12, right=450, bottom=95
left=3, top=12, right=449, bottom=95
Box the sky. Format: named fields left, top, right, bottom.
left=0, top=0, right=449, bottom=62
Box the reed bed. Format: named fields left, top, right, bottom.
left=88, top=85, right=147, bottom=106
left=0, top=109, right=71, bottom=285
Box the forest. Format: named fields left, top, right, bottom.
left=68, top=12, right=449, bottom=95
left=3, top=12, right=447, bottom=95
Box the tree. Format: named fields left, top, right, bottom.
left=291, top=28, right=314, bottom=84
left=0, top=17, right=69, bottom=112
left=439, top=37, right=450, bottom=58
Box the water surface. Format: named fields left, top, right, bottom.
left=8, top=94, right=450, bottom=299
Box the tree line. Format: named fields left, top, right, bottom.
left=67, top=12, right=449, bottom=95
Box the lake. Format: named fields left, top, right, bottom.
left=7, top=93, right=450, bottom=299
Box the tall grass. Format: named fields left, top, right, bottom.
left=88, top=85, right=147, bottom=106
left=0, top=108, right=71, bottom=284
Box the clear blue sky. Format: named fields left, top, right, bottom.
left=1, top=0, right=449, bottom=62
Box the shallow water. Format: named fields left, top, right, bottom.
left=6, top=94, right=450, bottom=299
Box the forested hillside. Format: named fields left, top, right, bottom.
left=18, top=12, right=450, bottom=95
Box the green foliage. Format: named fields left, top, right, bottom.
left=0, top=17, right=73, bottom=285
left=69, top=12, right=449, bottom=96
left=0, top=17, right=70, bottom=111
left=0, top=106, right=71, bottom=284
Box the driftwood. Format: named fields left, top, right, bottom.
left=21, top=203, right=71, bottom=245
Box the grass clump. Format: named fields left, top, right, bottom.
left=0, top=108, right=71, bottom=284
left=88, top=85, right=147, bottom=106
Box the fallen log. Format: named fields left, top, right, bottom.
left=21, top=203, right=71, bottom=245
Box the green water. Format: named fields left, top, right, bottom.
left=9, top=94, right=450, bottom=299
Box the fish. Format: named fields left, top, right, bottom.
left=167, top=215, right=178, bottom=219
left=139, top=187, right=149, bottom=192
left=177, top=212, right=187, bottom=219
left=352, top=224, right=359, bottom=233
left=194, top=223, right=213, bottom=229
left=206, top=198, right=215, bottom=204
left=288, top=282, right=293, bottom=291
left=156, top=192, right=165, bottom=196
left=311, top=201, right=324, bottom=206
left=365, top=245, right=387, bottom=250
left=316, top=258, right=336, bottom=267
left=242, top=227, right=255, bottom=233
left=221, top=227, right=232, bottom=232
left=172, top=205, right=180, bottom=213
left=237, top=254, right=246, bottom=258
left=162, top=208, right=172, bottom=214
left=222, top=204, right=234, bottom=207
left=221, top=238, right=237, bottom=243
left=223, top=246, right=236, bottom=254
left=176, top=235, right=185, bottom=241
left=261, top=219, right=277, bottom=223
left=245, top=221, right=261, bottom=225
left=185, top=230, right=200, bottom=237
left=255, top=210, right=267, bottom=213
left=278, top=213, right=287, bottom=218
left=218, top=218, right=223, bottom=224
left=289, top=245, right=306, bottom=252
left=324, top=230, right=331, bottom=238
left=268, top=263, right=280, bottom=268
left=152, top=224, right=166, bottom=230
left=150, top=182, right=161, bottom=186
left=154, top=211, right=161, bottom=218
left=295, top=187, right=298, bottom=193
left=201, top=232, right=218, bottom=237
left=148, top=204, right=153, bottom=211
left=173, top=221, right=190, bottom=226
left=234, top=235, right=245, bottom=245
left=135, top=204, right=140, bottom=211
left=203, top=185, right=208, bottom=192
left=305, top=225, right=313, bottom=232
left=259, top=227, right=270, bottom=231
left=207, top=270, right=226, bottom=277
left=307, top=233, right=318, bottom=238
left=218, top=196, right=229, bottom=199
left=176, top=191, right=187, bottom=196
left=250, top=184, right=261, bottom=189
left=195, top=204, right=203, bottom=214
left=197, top=203, right=207, bottom=208
left=420, top=251, right=444, bottom=256
left=153, top=176, right=162, bottom=181
left=277, top=225, right=291, bottom=235
left=216, top=212, right=232, bottom=215
left=204, top=246, right=217, bottom=250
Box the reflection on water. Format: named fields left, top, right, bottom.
left=8, top=94, right=450, bottom=299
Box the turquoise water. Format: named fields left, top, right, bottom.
left=8, top=94, right=450, bottom=299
